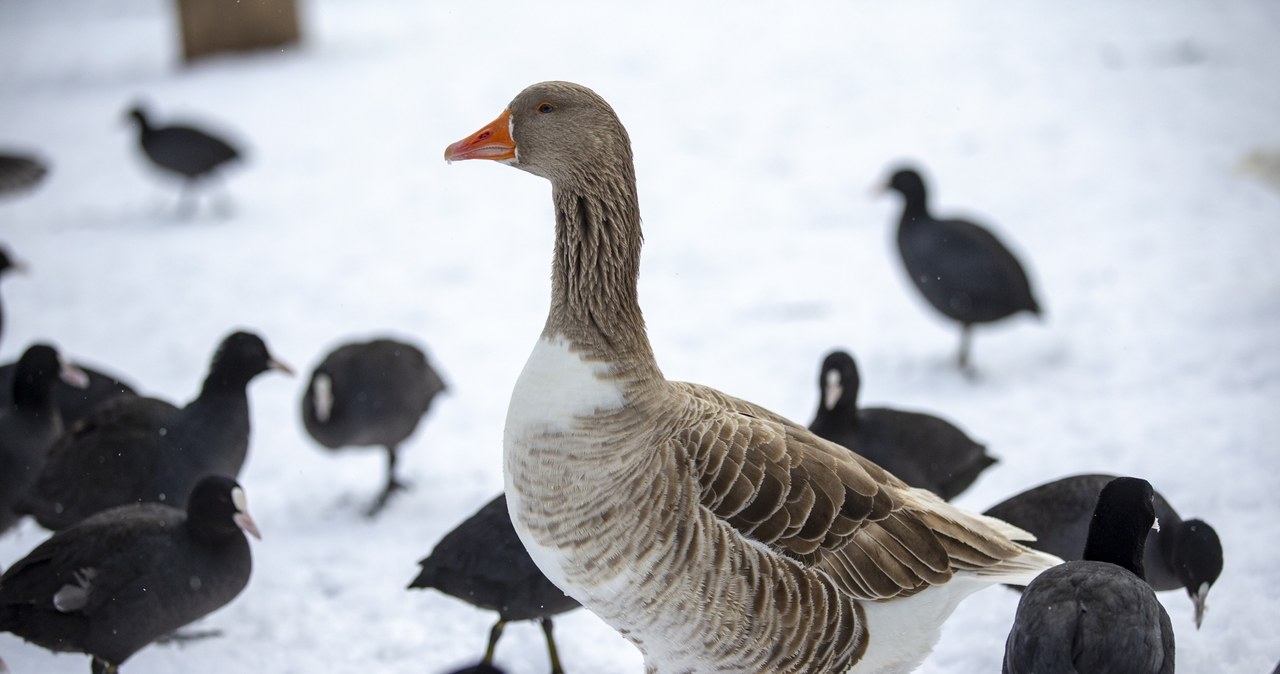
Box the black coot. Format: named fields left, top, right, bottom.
left=126, top=104, right=242, bottom=213
left=0, top=247, right=27, bottom=348
left=808, top=350, right=996, bottom=500
left=0, top=344, right=88, bottom=535
left=302, top=338, right=446, bottom=516
left=1003, top=476, right=1175, bottom=673
left=984, top=472, right=1222, bottom=628
left=0, top=475, right=259, bottom=674
left=882, top=166, right=1042, bottom=371
left=0, top=153, right=48, bottom=196
left=410, top=493, right=579, bottom=674
left=19, top=331, right=291, bottom=530
left=0, top=355, right=137, bottom=429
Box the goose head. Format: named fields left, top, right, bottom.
left=445, top=81, right=634, bottom=187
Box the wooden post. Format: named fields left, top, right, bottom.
left=176, top=0, right=302, bottom=64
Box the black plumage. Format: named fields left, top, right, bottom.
left=0, top=247, right=27, bottom=349
left=0, top=344, right=88, bottom=535
left=0, top=356, right=136, bottom=429
left=984, top=472, right=1222, bottom=628
left=126, top=105, right=241, bottom=212
left=410, top=493, right=579, bottom=674
left=0, top=475, right=258, bottom=674
left=883, top=166, right=1042, bottom=371
left=19, top=331, right=290, bottom=530
left=1003, top=476, right=1176, bottom=674
left=302, top=338, right=446, bottom=516
left=0, top=153, right=48, bottom=196
left=808, top=350, right=996, bottom=500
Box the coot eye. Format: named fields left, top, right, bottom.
left=537, top=102, right=555, bottom=114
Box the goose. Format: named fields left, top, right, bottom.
left=126, top=104, right=242, bottom=213
left=984, top=472, right=1222, bottom=628
left=19, top=331, right=291, bottom=530
left=445, top=81, right=1061, bottom=674
left=1003, top=476, right=1175, bottom=673
left=808, top=350, right=997, bottom=500
left=410, top=493, right=579, bottom=674
left=0, top=344, right=88, bottom=535
left=0, top=355, right=137, bottom=429
left=881, top=166, right=1042, bottom=372
left=302, top=338, right=447, bottom=516
left=0, top=475, right=259, bottom=674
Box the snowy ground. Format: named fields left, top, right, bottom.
left=1, top=0, right=1278, bottom=672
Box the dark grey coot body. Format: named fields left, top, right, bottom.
left=127, top=106, right=239, bottom=181
left=1003, top=476, right=1175, bottom=674
left=302, top=338, right=446, bottom=516
left=0, top=475, right=259, bottom=674
left=0, top=357, right=136, bottom=429
left=18, top=331, right=291, bottom=531
left=808, top=350, right=997, bottom=500
left=126, top=105, right=242, bottom=214
left=410, top=493, right=579, bottom=674
left=0, top=153, right=48, bottom=196
left=0, top=247, right=28, bottom=349
left=984, top=472, right=1222, bottom=628
left=883, top=167, right=1042, bottom=371
left=0, top=344, right=88, bottom=535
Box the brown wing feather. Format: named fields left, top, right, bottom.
left=669, top=381, right=1030, bottom=601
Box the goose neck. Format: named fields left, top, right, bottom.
left=545, top=181, right=659, bottom=382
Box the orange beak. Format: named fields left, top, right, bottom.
left=445, top=109, right=516, bottom=162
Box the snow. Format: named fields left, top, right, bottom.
left=2, top=0, right=1278, bottom=672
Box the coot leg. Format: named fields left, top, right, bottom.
left=176, top=181, right=199, bottom=219
left=483, top=618, right=507, bottom=665
left=957, top=323, right=975, bottom=374
left=541, top=617, right=566, bottom=674
left=211, top=175, right=235, bottom=218
left=364, top=445, right=410, bottom=517
left=156, top=627, right=225, bottom=644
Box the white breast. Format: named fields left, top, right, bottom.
left=502, top=335, right=629, bottom=598
left=505, top=334, right=626, bottom=437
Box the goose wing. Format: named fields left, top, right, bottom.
left=671, top=381, right=1045, bottom=601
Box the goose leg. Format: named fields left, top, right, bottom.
left=90, top=657, right=119, bottom=674
left=365, top=445, right=409, bottom=517
left=540, top=617, right=566, bottom=674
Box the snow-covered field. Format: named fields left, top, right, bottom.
left=2, top=1, right=1278, bottom=672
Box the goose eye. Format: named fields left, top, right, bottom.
left=536, top=102, right=555, bottom=114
